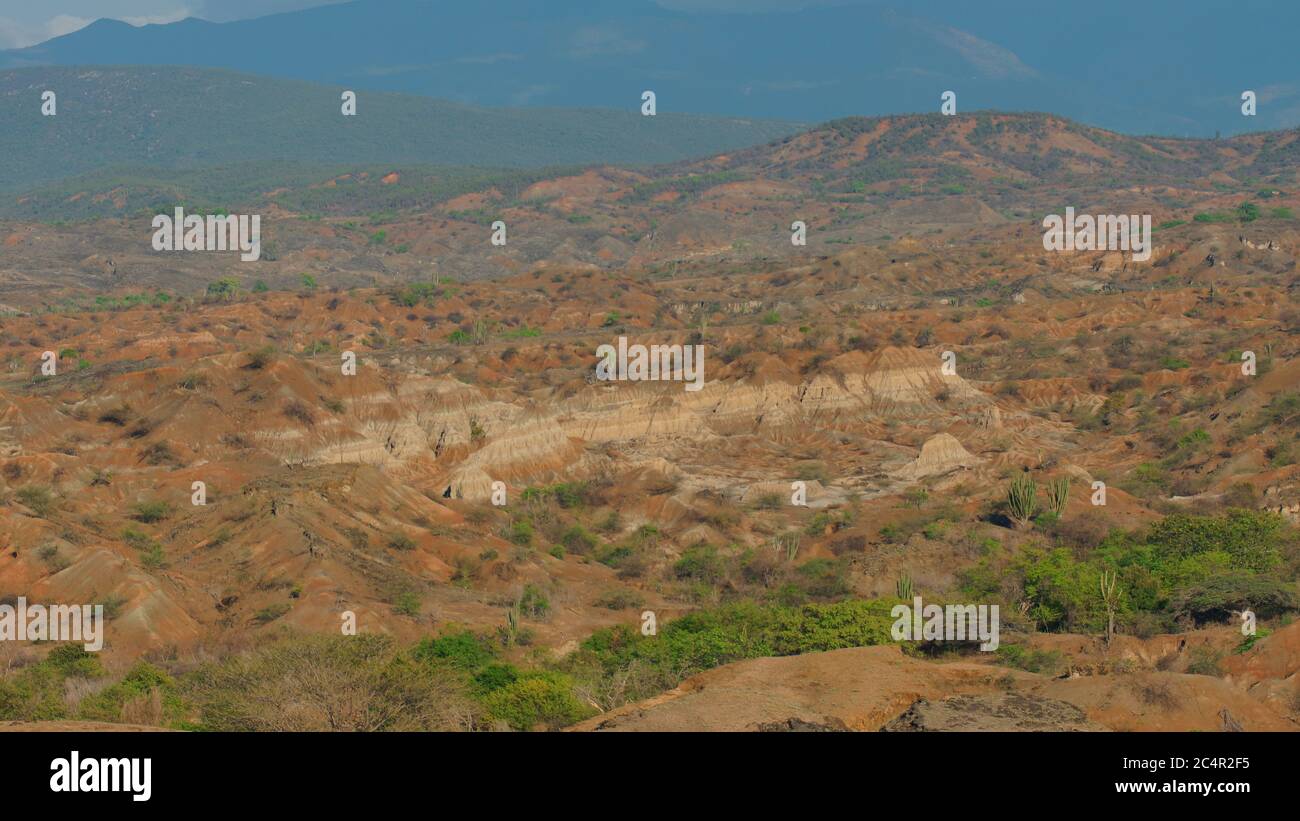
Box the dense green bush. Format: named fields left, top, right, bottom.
left=1144, top=511, right=1284, bottom=572
left=412, top=629, right=496, bottom=670
left=131, top=500, right=172, bottom=523
left=1171, top=574, right=1297, bottom=625
left=673, top=544, right=724, bottom=582
left=558, top=599, right=898, bottom=710
left=521, top=482, right=588, bottom=509
left=0, top=645, right=106, bottom=722
left=482, top=671, right=592, bottom=730
left=559, top=525, right=597, bottom=555
left=995, top=644, right=1065, bottom=675
left=77, top=663, right=184, bottom=724
left=962, top=511, right=1298, bottom=635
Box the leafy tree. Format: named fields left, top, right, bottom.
left=205, top=277, right=240, bottom=300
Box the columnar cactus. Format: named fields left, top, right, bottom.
left=1007, top=475, right=1038, bottom=528
left=1048, top=476, right=1071, bottom=516
left=895, top=572, right=914, bottom=600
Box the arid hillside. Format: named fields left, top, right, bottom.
left=5, top=112, right=1299, bottom=291
left=1, top=112, right=1298, bottom=731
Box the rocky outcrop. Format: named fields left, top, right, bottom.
left=895, top=433, right=981, bottom=480
left=270, top=345, right=992, bottom=497
left=882, top=693, right=1106, bottom=731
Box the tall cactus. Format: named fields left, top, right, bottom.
left=1048, top=476, right=1071, bottom=516
left=1099, top=569, right=1120, bottom=646
left=503, top=602, right=520, bottom=647
left=895, top=572, right=914, bottom=600
left=775, top=531, right=801, bottom=562
left=1007, top=474, right=1038, bottom=528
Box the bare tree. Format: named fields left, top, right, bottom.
left=1099, top=569, right=1120, bottom=647
left=186, top=633, right=477, bottom=731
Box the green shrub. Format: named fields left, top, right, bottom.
left=560, top=525, right=597, bottom=555
left=121, top=526, right=159, bottom=551
left=77, top=663, right=183, bottom=725
left=254, top=602, right=290, bottom=623
left=1146, top=510, right=1285, bottom=572
left=1234, top=627, right=1271, bottom=655
left=387, top=532, right=416, bottom=551
left=964, top=510, right=1298, bottom=637
left=793, top=557, right=851, bottom=599
left=1185, top=646, right=1224, bottom=676
left=521, top=482, right=587, bottom=509
left=508, top=520, right=534, bottom=546
left=0, top=645, right=105, bottom=722
left=518, top=584, right=550, bottom=620
left=1193, top=211, right=1234, bottom=223
left=412, top=630, right=496, bottom=670
left=15, top=485, right=55, bottom=517
left=244, top=346, right=276, bottom=370
left=995, top=644, right=1065, bottom=675
left=483, top=671, right=592, bottom=731
left=559, top=598, right=898, bottom=713
left=471, top=663, right=520, bottom=694
left=131, top=500, right=171, bottom=523
left=673, top=544, right=723, bottom=582
left=139, top=543, right=167, bottom=570
left=593, top=590, right=645, bottom=610
left=1171, top=573, right=1297, bottom=625
left=393, top=591, right=422, bottom=617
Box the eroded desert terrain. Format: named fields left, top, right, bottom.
left=2, top=114, right=1299, bottom=731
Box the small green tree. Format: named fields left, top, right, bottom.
left=206, top=277, right=240, bottom=301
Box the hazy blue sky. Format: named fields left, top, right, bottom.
left=0, top=1, right=337, bottom=47
left=0, top=0, right=854, bottom=49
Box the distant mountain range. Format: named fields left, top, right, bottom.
left=7, top=106, right=1298, bottom=223
left=2, top=0, right=1298, bottom=137
left=0, top=66, right=799, bottom=195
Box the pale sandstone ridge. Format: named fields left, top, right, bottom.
left=895, top=432, right=981, bottom=480
left=271, top=345, right=992, bottom=501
